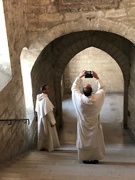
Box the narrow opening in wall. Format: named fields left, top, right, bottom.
left=60, top=47, right=124, bottom=146
left=0, top=1, right=12, bottom=91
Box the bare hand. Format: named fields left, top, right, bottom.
left=92, top=71, right=99, bottom=79
left=79, top=70, right=86, bottom=78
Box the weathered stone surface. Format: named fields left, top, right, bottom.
left=64, top=47, right=123, bottom=93
left=47, top=5, right=58, bottom=13
left=39, top=13, right=63, bottom=22
left=64, top=13, right=81, bottom=21
left=105, top=8, right=126, bottom=18
left=58, top=0, right=121, bottom=12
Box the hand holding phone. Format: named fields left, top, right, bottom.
left=85, top=71, right=93, bottom=78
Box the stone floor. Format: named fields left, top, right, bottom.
left=0, top=93, right=135, bottom=180
left=60, top=93, right=133, bottom=146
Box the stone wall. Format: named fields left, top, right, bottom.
left=0, top=120, right=37, bottom=164
left=0, top=0, right=27, bottom=122
left=128, top=46, right=135, bottom=137
left=27, top=0, right=135, bottom=46
left=0, top=0, right=37, bottom=163
left=63, top=47, right=123, bottom=94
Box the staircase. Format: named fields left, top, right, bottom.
left=1, top=94, right=135, bottom=179
left=0, top=144, right=135, bottom=180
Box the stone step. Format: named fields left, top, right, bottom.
left=0, top=144, right=135, bottom=180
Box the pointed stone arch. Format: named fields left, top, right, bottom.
left=31, top=30, right=131, bottom=130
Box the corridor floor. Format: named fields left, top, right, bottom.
left=60, top=93, right=133, bottom=146
left=0, top=94, right=135, bottom=180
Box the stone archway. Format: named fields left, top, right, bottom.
left=31, top=30, right=132, bottom=130
left=28, top=19, right=135, bottom=49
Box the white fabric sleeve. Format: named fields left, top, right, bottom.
left=46, top=111, right=56, bottom=126
left=71, top=77, right=82, bottom=93
left=97, top=79, right=106, bottom=92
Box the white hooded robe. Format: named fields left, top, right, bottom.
left=71, top=77, right=106, bottom=160
left=35, top=93, right=60, bottom=152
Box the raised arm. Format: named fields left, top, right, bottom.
left=92, top=71, right=106, bottom=92
left=71, top=70, right=85, bottom=93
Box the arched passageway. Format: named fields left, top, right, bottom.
left=31, top=30, right=132, bottom=132
left=60, top=47, right=125, bottom=145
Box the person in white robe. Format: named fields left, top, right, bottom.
left=35, top=84, right=60, bottom=152
left=71, top=70, right=106, bottom=164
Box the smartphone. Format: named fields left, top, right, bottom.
left=85, top=71, right=93, bottom=78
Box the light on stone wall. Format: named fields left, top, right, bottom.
left=63, top=47, right=124, bottom=94
left=0, top=0, right=12, bottom=91
left=20, top=47, right=41, bottom=123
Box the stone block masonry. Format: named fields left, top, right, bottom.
left=0, top=120, right=37, bottom=164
